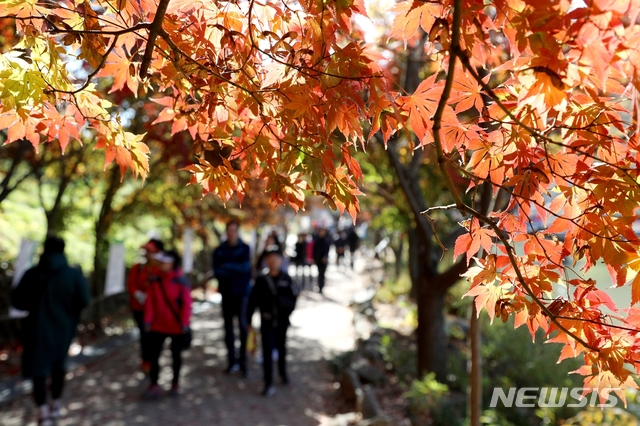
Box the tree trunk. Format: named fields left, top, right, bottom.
left=407, top=227, right=421, bottom=302
left=408, top=222, right=447, bottom=381
left=0, top=140, right=33, bottom=205
left=394, top=233, right=404, bottom=280
left=46, top=169, right=74, bottom=235
left=91, top=167, right=121, bottom=331
left=416, top=273, right=447, bottom=382
left=46, top=204, right=67, bottom=235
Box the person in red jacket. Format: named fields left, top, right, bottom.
left=143, top=250, right=192, bottom=399
left=127, top=238, right=164, bottom=373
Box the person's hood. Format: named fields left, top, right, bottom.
left=38, top=252, right=68, bottom=270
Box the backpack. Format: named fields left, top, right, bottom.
left=264, top=274, right=299, bottom=314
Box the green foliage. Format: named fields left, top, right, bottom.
left=445, top=344, right=468, bottom=393
left=379, top=331, right=417, bottom=385
left=563, top=407, right=638, bottom=426
left=405, top=373, right=466, bottom=425
left=405, top=372, right=448, bottom=413
left=376, top=272, right=412, bottom=304
left=482, top=315, right=582, bottom=390
left=445, top=278, right=472, bottom=317
left=482, top=315, right=583, bottom=424
left=475, top=410, right=517, bottom=426
left=328, top=349, right=357, bottom=377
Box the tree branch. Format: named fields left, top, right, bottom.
left=139, top=0, right=171, bottom=78
left=0, top=140, right=32, bottom=204
left=430, top=0, right=597, bottom=352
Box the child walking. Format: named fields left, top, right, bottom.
left=247, top=245, right=299, bottom=396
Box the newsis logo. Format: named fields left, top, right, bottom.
left=490, top=387, right=622, bottom=408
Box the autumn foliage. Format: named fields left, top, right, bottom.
left=2, top=0, right=640, bottom=402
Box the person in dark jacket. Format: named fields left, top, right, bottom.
left=348, top=227, right=361, bottom=269
left=213, top=220, right=252, bottom=376
left=293, top=233, right=308, bottom=286
left=11, top=236, right=90, bottom=426
left=334, top=231, right=347, bottom=268
left=247, top=245, right=299, bottom=397
left=143, top=250, right=192, bottom=399
left=126, top=238, right=164, bottom=374
left=313, top=227, right=331, bottom=294
left=256, top=233, right=279, bottom=273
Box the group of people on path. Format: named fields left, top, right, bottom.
left=12, top=235, right=192, bottom=425
left=292, top=226, right=360, bottom=293
left=129, top=220, right=301, bottom=399
left=211, top=220, right=300, bottom=396
left=10, top=220, right=352, bottom=424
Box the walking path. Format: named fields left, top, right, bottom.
left=0, top=261, right=369, bottom=426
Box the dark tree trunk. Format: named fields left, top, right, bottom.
left=408, top=223, right=447, bottom=380
left=93, top=168, right=121, bottom=296
left=45, top=193, right=68, bottom=235
left=0, top=140, right=34, bottom=205
left=391, top=233, right=404, bottom=281
left=91, top=167, right=121, bottom=332
left=407, top=227, right=419, bottom=302
left=40, top=146, right=85, bottom=235
left=417, top=278, right=447, bottom=381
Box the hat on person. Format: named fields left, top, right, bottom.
left=153, top=251, right=174, bottom=264
left=142, top=238, right=164, bottom=254
left=263, top=244, right=283, bottom=257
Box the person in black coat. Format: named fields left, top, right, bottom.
left=334, top=231, right=347, bottom=268
left=213, top=220, right=252, bottom=376
left=347, top=227, right=361, bottom=269
left=11, top=236, right=90, bottom=426
left=313, top=227, right=331, bottom=294
left=293, top=233, right=308, bottom=285
left=247, top=245, right=299, bottom=397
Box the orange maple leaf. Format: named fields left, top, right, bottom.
left=398, top=74, right=443, bottom=143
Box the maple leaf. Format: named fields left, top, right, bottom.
left=262, top=61, right=293, bottom=89
left=397, top=74, right=443, bottom=143
left=449, top=68, right=484, bottom=113
left=454, top=219, right=497, bottom=264
left=575, top=22, right=613, bottom=88
left=461, top=254, right=499, bottom=287
left=389, top=1, right=445, bottom=46
left=580, top=369, right=637, bottom=407
left=519, top=67, right=568, bottom=113
left=77, top=0, right=106, bottom=69
left=464, top=282, right=510, bottom=324
left=98, top=47, right=139, bottom=94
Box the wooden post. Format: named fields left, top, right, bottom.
left=469, top=304, right=482, bottom=426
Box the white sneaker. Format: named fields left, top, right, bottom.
left=38, top=405, right=52, bottom=426
left=262, top=386, right=276, bottom=397
left=50, top=400, right=62, bottom=419
left=226, top=364, right=240, bottom=374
